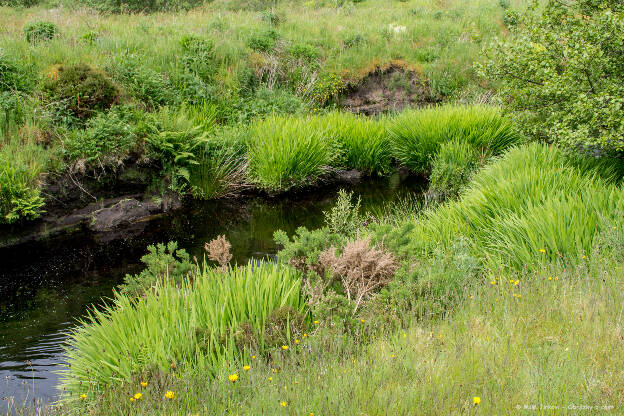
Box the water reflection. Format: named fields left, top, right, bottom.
left=0, top=173, right=426, bottom=403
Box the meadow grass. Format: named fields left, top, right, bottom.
left=31, top=256, right=624, bottom=415
left=60, top=261, right=304, bottom=397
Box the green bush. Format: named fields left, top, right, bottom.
left=388, top=105, right=520, bottom=172
left=45, top=64, right=119, bottom=121
left=248, top=115, right=337, bottom=190
left=247, top=29, right=280, bottom=52
left=61, top=261, right=304, bottom=395
left=24, top=21, right=57, bottom=43
left=480, top=0, right=624, bottom=153
left=428, top=140, right=479, bottom=196
left=119, top=241, right=197, bottom=298
left=0, top=51, right=35, bottom=93
left=62, top=106, right=137, bottom=164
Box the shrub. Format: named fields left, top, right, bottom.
left=45, top=64, right=118, bottom=121
left=263, top=305, right=305, bottom=348
left=119, top=241, right=197, bottom=298
left=324, top=189, right=362, bottom=237
left=247, top=115, right=337, bottom=190
left=62, top=106, right=137, bottom=165
left=479, top=0, right=624, bottom=153
left=247, top=29, right=280, bottom=52
left=320, top=238, right=398, bottom=313
left=24, top=21, right=57, bottom=43
left=62, top=262, right=304, bottom=395
left=388, top=105, right=520, bottom=172
left=428, top=139, right=479, bottom=196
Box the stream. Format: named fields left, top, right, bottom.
left=0, top=172, right=426, bottom=405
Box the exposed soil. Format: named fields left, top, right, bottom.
left=342, top=65, right=439, bottom=115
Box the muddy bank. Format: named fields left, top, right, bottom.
left=0, top=167, right=386, bottom=249
left=342, top=63, right=440, bottom=115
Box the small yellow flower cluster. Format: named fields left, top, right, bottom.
left=165, top=391, right=175, bottom=400
left=229, top=374, right=239, bottom=382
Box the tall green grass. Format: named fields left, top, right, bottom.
left=388, top=105, right=521, bottom=172
left=247, top=115, right=337, bottom=190
left=61, top=261, right=304, bottom=397
left=409, top=143, right=624, bottom=268
left=310, top=112, right=391, bottom=175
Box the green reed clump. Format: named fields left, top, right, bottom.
left=428, top=139, right=479, bottom=196
left=311, top=112, right=392, bottom=175
left=247, top=115, right=337, bottom=191
left=409, top=143, right=624, bottom=268
left=388, top=105, right=521, bottom=172
left=61, top=261, right=304, bottom=397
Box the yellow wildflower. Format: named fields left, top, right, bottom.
left=514, top=280, right=519, bottom=286
left=473, top=396, right=481, bottom=405
left=140, top=381, right=148, bottom=387
left=243, top=365, right=250, bottom=371
left=303, top=333, right=308, bottom=338
left=252, top=355, right=256, bottom=360
left=281, top=401, right=287, bottom=407
left=548, top=276, right=552, bottom=280
left=133, top=393, right=142, bottom=400
left=268, top=377, right=273, bottom=381
left=228, top=374, right=238, bottom=382
left=80, top=394, right=86, bottom=400
left=539, top=249, right=546, bottom=253
left=295, top=339, right=300, bottom=344
left=164, top=391, right=175, bottom=400
left=314, top=320, right=319, bottom=325
left=282, top=345, right=289, bottom=350
left=470, top=295, right=474, bottom=299
left=130, top=398, right=134, bottom=403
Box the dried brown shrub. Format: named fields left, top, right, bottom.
left=204, top=235, right=232, bottom=271
left=321, top=237, right=398, bottom=312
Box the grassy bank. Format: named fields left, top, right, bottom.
left=7, top=142, right=617, bottom=415
left=0, top=0, right=524, bottom=224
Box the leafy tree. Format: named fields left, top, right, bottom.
left=479, top=0, right=624, bottom=154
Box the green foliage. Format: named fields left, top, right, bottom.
left=142, top=105, right=211, bottom=194
left=0, top=51, right=35, bottom=93
left=480, top=0, right=624, bottom=153
left=24, top=21, right=57, bottom=43
left=274, top=226, right=345, bottom=266
left=428, top=139, right=479, bottom=196
left=0, top=136, right=47, bottom=224
left=247, top=29, right=280, bottom=52
left=247, top=115, right=336, bottom=190
left=408, top=143, right=624, bottom=268
left=108, top=56, right=178, bottom=109
left=78, top=0, right=204, bottom=13
left=189, top=127, right=248, bottom=199
left=62, top=106, right=137, bottom=164
left=312, top=112, right=391, bottom=174
left=263, top=305, right=306, bottom=348
left=62, top=261, right=304, bottom=395
left=324, top=189, right=361, bottom=237
left=119, top=241, right=197, bottom=298
left=45, top=64, right=118, bottom=121
left=388, top=105, right=520, bottom=172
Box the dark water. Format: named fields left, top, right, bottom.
left=0, top=173, right=425, bottom=405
